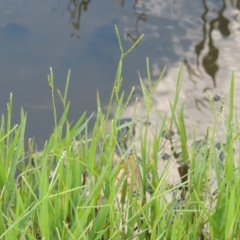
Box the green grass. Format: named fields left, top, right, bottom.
left=1, top=27, right=240, bottom=240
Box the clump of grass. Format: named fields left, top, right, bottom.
left=0, top=26, right=240, bottom=240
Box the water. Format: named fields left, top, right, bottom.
left=1, top=0, right=240, bottom=149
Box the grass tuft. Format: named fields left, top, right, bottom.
left=0, top=27, right=240, bottom=239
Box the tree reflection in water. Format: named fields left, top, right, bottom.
left=66, top=0, right=147, bottom=42
left=65, top=0, right=239, bottom=113
left=184, top=0, right=235, bottom=111
left=67, top=0, right=91, bottom=38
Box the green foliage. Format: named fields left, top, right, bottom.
left=0, top=26, right=240, bottom=240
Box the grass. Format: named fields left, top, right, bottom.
left=0, top=26, right=240, bottom=239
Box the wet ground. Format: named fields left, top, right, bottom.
left=1, top=0, right=240, bottom=148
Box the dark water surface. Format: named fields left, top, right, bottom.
left=1, top=0, right=240, bottom=148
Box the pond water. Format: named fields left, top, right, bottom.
left=1, top=0, right=240, bottom=148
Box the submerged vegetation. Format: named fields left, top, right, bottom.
left=1, top=27, right=240, bottom=239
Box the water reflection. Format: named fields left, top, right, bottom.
left=117, top=0, right=125, bottom=8
left=1, top=0, right=240, bottom=146
left=184, top=0, right=238, bottom=111
left=67, top=0, right=147, bottom=42
left=67, top=0, right=91, bottom=38
left=108, top=0, right=239, bottom=114
left=125, top=1, right=147, bottom=42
